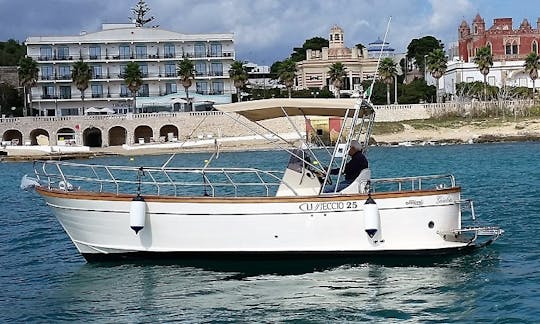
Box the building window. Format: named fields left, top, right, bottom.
left=505, top=41, right=518, bottom=55
left=335, top=34, right=340, bottom=41
left=196, top=81, right=208, bottom=94
left=42, top=85, right=55, bottom=99
left=58, top=65, right=71, bottom=79
left=136, top=45, right=147, bottom=59
left=120, top=84, right=130, bottom=97
left=40, top=47, right=53, bottom=60
left=164, top=44, right=175, bottom=58
left=119, top=45, right=131, bottom=59
left=119, top=64, right=127, bottom=78
left=486, top=42, right=492, bottom=54
left=165, top=62, right=176, bottom=77
left=210, top=62, right=223, bottom=76
left=165, top=82, right=177, bottom=95
left=92, top=65, right=102, bottom=79
left=59, top=86, right=71, bottom=99
left=41, top=65, right=53, bottom=80
left=89, top=45, right=101, bottom=60
left=212, top=81, right=224, bottom=94
left=533, top=41, right=538, bottom=54
left=57, top=46, right=69, bottom=60
left=137, top=84, right=149, bottom=97
left=195, top=62, right=207, bottom=76
left=139, top=63, right=148, bottom=77
left=194, top=43, right=206, bottom=58
left=91, top=84, right=103, bottom=98
left=488, top=76, right=496, bottom=86
left=210, top=43, right=222, bottom=57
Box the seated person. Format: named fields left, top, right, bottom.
left=325, top=140, right=369, bottom=192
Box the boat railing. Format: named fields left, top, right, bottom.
left=370, top=174, right=456, bottom=192
left=33, top=161, right=291, bottom=197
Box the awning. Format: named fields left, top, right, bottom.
left=214, top=98, right=374, bottom=121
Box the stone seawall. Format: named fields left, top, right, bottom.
left=0, top=100, right=535, bottom=147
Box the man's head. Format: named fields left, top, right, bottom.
left=348, top=140, right=362, bottom=156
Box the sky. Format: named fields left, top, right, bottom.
left=1, top=0, right=539, bottom=65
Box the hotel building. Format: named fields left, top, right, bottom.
left=25, top=23, right=235, bottom=116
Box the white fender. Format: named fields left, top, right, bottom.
left=130, top=195, right=146, bottom=234
left=364, top=195, right=381, bottom=239
left=59, top=181, right=74, bottom=191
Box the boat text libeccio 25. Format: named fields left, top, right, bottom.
left=22, top=97, right=504, bottom=262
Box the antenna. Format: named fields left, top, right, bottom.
left=367, top=16, right=392, bottom=103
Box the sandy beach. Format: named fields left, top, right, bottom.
left=2, top=118, right=539, bottom=161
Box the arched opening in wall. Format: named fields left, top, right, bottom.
left=83, top=127, right=102, bottom=147
left=134, top=125, right=153, bottom=144
left=30, top=129, right=50, bottom=146
left=109, top=126, right=127, bottom=146
left=2, top=129, right=23, bottom=146
left=57, top=128, right=75, bottom=145
left=159, top=124, right=179, bottom=142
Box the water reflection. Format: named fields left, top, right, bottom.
left=37, top=250, right=501, bottom=322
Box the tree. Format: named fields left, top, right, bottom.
left=18, top=56, right=38, bottom=116
left=473, top=46, right=494, bottom=101
left=276, top=58, right=297, bottom=98
left=406, top=36, right=443, bottom=76
left=290, top=37, right=329, bottom=62
left=328, top=62, right=347, bottom=98
left=524, top=52, right=540, bottom=99
left=378, top=57, right=398, bottom=105
left=72, top=60, right=92, bottom=115
left=124, top=62, right=143, bottom=113
left=130, top=0, right=155, bottom=27
left=177, top=58, right=195, bottom=107
left=0, top=82, right=22, bottom=116
left=228, top=61, right=248, bottom=102
left=1, top=39, right=26, bottom=66
left=426, top=48, right=448, bottom=102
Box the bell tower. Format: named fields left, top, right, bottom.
left=329, top=25, right=345, bottom=49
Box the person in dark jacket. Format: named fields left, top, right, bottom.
left=326, top=140, right=368, bottom=192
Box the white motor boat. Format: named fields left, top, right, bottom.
left=24, top=98, right=503, bottom=262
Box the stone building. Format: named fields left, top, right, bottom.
left=458, top=14, right=540, bottom=62
left=295, top=25, right=403, bottom=97
left=0, top=66, right=19, bottom=88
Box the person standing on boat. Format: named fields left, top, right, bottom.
left=326, top=140, right=368, bottom=192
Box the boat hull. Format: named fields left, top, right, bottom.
left=36, top=186, right=478, bottom=261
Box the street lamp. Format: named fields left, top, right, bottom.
left=394, top=75, right=398, bottom=105
left=424, top=54, right=428, bottom=80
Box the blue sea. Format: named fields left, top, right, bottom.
left=1, top=142, right=539, bottom=322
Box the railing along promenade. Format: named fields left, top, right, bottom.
left=0, top=100, right=535, bottom=127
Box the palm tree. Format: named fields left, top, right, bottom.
left=378, top=57, right=398, bottom=105
left=177, top=58, right=195, bottom=108
left=123, top=62, right=143, bottom=114
left=427, top=48, right=448, bottom=103
left=18, top=56, right=38, bottom=116
left=328, top=62, right=347, bottom=98
left=524, top=52, right=540, bottom=99
left=71, top=60, right=92, bottom=115
left=473, top=46, right=493, bottom=101
left=277, top=58, right=296, bottom=98
left=228, top=60, right=248, bottom=102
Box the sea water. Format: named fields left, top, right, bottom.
left=1, top=142, right=539, bottom=322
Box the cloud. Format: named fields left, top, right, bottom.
left=0, top=0, right=534, bottom=64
